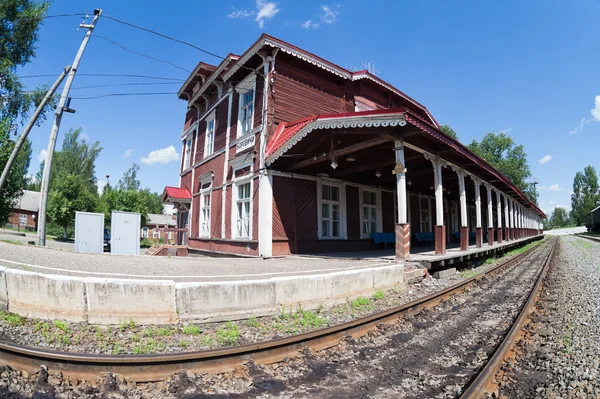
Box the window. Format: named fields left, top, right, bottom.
left=183, top=137, right=192, bottom=169
left=236, top=182, right=251, bottom=238
left=420, top=197, right=430, bottom=233
left=204, top=114, right=215, bottom=157
left=236, top=75, right=256, bottom=137
left=200, top=191, right=211, bottom=237
left=362, top=190, right=377, bottom=236
left=142, top=227, right=148, bottom=238
left=19, top=214, right=27, bottom=226
left=152, top=228, right=158, bottom=238
left=321, top=184, right=341, bottom=238
left=239, top=90, right=254, bottom=135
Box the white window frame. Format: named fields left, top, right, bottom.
left=142, top=227, right=148, bottom=238
left=359, top=188, right=382, bottom=239
left=183, top=136, right=192, bottom=170
left=19, top=214, right=27, bottom=226
left=235, top=74, right=256, bottom=138
left=317, top=178, right=347, bottom=240
left=230, top=156, right=254, bottom=240
left=204, top=112, right=215, bottom=158
left=152, top=228, right=158, bottom=238
left=198, top=173, right=213, bottom=238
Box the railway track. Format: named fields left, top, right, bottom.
left=0, top=237, right=555, bottom=397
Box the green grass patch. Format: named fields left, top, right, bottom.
left=201, top=335, right=214, bottom=348
left=0, top=311, right=24, bottom=327
left=155, top=326, right=175, bottom=336
left=1, top=239, right=20, bottom=245
left=484, top=257, right=496, bottom=265
left=246, top=316, right=260, bottom=328
left=460, top=269, right=478, bottom=279
left=178, top=340, right=189, bottom=349
left=53, top=319, right=71, bottom=334
left=372, top=289, right=385, bottom=301
left=182, top=325, right=201, bottom=335
left=351, top=296, right=372, bottom=308
left=216, top=321, right=240, bottom=346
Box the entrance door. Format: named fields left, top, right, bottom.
left=179, top=211, right=189, bottom=245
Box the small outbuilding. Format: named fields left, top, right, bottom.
left=6, top=190, right=40, bottom=231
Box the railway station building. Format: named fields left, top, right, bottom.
left=164, top=34, right=545, bottom=260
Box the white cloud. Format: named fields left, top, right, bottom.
left=568, top=95, right=600, bottom=134
left=320, top=4, right=339, bottom=24
left=97, top=179, right=107, bottom=195
left=301, top=19, right=320, bottom=29
left=123, top=149, right=134, bottom=158
left=499, top=127, right=513, bottom=134
left=227, top=9, right=254, bottom=19
left=140, top=146, right=179, bottom=165
left=36, top=149, right=47, bottom=163
left=537, top=155, right=552, bottom=165
left=548, top=184, right=561, bottom=192
left=538, top=185, right=546, bottom=191
left=255, top=0, right=279, bottom=28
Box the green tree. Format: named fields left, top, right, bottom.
left=439, top=124, right=458, bottom=140
left=548, top=206, right=569, bottom=229
left=118, top=163, right=140, bottom=191
left=468, top=132, right=537, bottom=204
left=48, top=173, right=97, bottom=237
left=0, top=0, right=50, bottom=223
left=570, top=166, right=599, bottom=225
left=36, top=128, right=103, bottom=193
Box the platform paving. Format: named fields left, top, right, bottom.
left=0, top=241, right=392, bottom=282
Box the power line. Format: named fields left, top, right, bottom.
left=42, top=13, right=88, bottom=19
left=18, top=73, right=185, bottom=81
left=103, top=14, right=259, bottom=74
left=70, top=92, right=178, bottom=99
left=94, top=35, right=192, bottom=73
left=70, top=82, right=181, bottom=90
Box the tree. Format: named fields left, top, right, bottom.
left=570, top=166, right=599, bottom=225
left=118, top=163, right=140, bottom=191
left=35, top=128, right=103, bottom=193
left=468, top=132, right=537, bottom=204
left=440, top=124, right=458, bottom=140
left=48, top=172, right=97, bottom=237
left=547, top=207, right=569, bottom=229
left=0, top=0, right=50, bottom=223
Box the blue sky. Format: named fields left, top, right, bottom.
left=18, top=0, right=600, bottom=215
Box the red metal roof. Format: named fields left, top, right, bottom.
left=264, top=108, right=545, bottom=218
left=163, top=186, right=192, bottom=200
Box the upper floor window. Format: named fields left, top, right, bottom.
left=183, top=137, right=192, bottom=170
left=204, top=113, right=215, bottom=158
left=236, top=74, right=256, bottom=137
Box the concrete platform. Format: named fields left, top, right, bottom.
left=0, top=242, right=409, bottom=325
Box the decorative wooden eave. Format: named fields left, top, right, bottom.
left=188, top=54, right=239, bottom=106
left=178, top=62, right=217, bottom=100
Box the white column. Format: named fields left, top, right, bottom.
left=504, top=194, right=509, bottom=236
left=458, top=170, right=467, bottom=227
left=509, top=199, right=514, bottom=229
left=434, top=155, right=444, bottom=226
left=496, top=190, right=502, bottom=230
left=258, top=172, right=273, bottom=257
left=395, top=140, right=407, bottom=224
left=486, top=184, right=493, bottom=231
left=474, top=179, right=482, bottom=228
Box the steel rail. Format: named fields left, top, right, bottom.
left=0, top=238, right=547, bottom=383
left=460, top=236, right=557, bottom=398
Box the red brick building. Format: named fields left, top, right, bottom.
left=164, top=34, right=545, bottom=259
left=6, top=190, right=40, bottom=231
left=140, top=213, right=177, bottom=244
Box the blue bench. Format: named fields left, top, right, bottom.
left=415, top=232, right=435, bottom=246
left=371, top=232, right=395, bottom=249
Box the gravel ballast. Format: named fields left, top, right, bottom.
left=497, top=235, right=600, bottom=398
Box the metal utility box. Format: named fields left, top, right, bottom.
left=110, top=211, right=141, bottom=256
left=75, top=211, right=104, bottom=254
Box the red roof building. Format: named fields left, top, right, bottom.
left=164, top=34, right=545, bottom=259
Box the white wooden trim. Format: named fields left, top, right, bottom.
left=236, top=74, right=257, bottom=139
left=204, top=111, right=216, bottom=159
left=258, top=172, right=273, bottom=257
left=222, top=89, right=233, bottom=239
left=316, top=178, right=347, bottom=240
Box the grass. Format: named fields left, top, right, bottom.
left=563, top=332, right=572, bottom=353
left=53, top=319, right=71, bottom=334
left=372, top=289, right=385, bottom=301
left=178, top=340, right=189, bottom=349
left=351, top=296, right=372, bottom=308
left=216, top=321, right=240, bottom=346
left=155, top=326, right=175, bottom=336
left=0, top=310, right=24, bottom=327
left=1, top=239, right=20, bottom=245
left=119, top=319, right=135, bottom=332
left=484, top=257, right=497, bottom=265
left=201, top=335, right=214, bottom=348
left=246, top=316, right=260, bottom=328
left=460, top=269, right=478, bottom=279
left=182, top=325, right=201, bottom=335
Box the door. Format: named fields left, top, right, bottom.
left=75, top=211, right=104, bottom=254
left=111, top=211, right=141, bottom=255
left=179, top=211, right=189, bottom=245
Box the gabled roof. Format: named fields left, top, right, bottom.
left=264, top=109, right=545, bottom=218
left=186, top=53, right=240, bottom=105
left=220, top=34, right=438, bottom=127
left=162, top=186, right=192, bottom=201
left=177, top=62, right=218, bottom=100
left=10, top=190, right=40, bottom=212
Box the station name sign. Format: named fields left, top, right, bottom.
left=236, top=134, right=255, bottom=154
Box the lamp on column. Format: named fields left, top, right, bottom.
left=330, top=157, right=338, bottom=169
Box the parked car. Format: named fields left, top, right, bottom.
left=103, top=228, right=111, bottom=251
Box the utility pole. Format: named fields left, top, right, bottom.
left=38, top=9, right=102, bottom=246
left=0, top=65, right=71, bottom=193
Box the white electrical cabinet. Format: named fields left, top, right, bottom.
left=75, top=211, right=104, bottom=254
left=110, top=211, right=141, bottom=256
